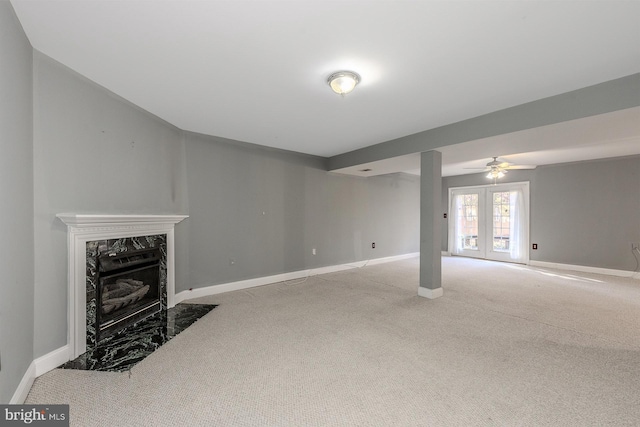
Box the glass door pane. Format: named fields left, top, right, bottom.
left=492, top=191, right=510, bottom=252
left=451, top=191, right=485, bottom=258
left=460, top=194, right=478, bottom=250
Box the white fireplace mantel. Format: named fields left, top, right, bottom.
left=57, top=213, right=188, bottom=359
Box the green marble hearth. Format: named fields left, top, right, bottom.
left=60, top=303, right=216, bottom=372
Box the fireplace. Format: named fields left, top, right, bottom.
left=57, top=214, right=188, bottom=359
left=96, top=246, right=162, bottom=341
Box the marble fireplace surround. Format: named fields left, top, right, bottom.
left=57, top=214, right=188, bottom=359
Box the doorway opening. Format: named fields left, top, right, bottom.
left=448, top=182, right=529, bottom=263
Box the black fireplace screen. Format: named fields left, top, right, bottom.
left=96, top=247, right=161, bottom=340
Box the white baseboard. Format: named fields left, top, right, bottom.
left=9, top=345, right=70, bottom=404
left=175, top=252, right=420, bottom=303
left=10, top=362, right=36, bottom=404
left=34, top=345, right=70, bottom=377
left=529, top=260, right=640, bottom=280
left=418, top=287, right=444, bottom=299
left=365, top=252, right=419, bottom=266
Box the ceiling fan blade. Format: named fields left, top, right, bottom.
left=463, top=167, right=490, bottom=170
left=504, top=164, right=537, bottom=170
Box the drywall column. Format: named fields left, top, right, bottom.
left=419, top=150, right=443, bottom=298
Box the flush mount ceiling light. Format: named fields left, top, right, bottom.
left=327, top=71, right=360, bottom=96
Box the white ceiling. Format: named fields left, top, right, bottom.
left=10, top=0, right=640, bottom=174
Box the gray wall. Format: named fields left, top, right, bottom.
left=0, top=1, right=34, bottom=403
left=183, top=132, right=419, bottom=291
left=442, top=156, right=640, bottom=271
left=532, top=156, right=640, bottom=270
left=32, top=53, right=189, bottom=358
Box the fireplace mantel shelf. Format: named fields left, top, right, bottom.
left=57, top=214, right=188, bottom=228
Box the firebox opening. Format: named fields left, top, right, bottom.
left=96, top=247, right=162, bottom=341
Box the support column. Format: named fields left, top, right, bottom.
left=418, top=150, right=443, bottom=299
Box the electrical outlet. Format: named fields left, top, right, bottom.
left=372, top=242, right=376, bottom=249
left=312, top=248, right=316, bottom=255
left=532, top=243, right=538, bottom=250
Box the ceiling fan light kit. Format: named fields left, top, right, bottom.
left=486, top=169, right=507, bottom=180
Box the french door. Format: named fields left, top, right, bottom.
left=448, top=182, right=529, bottom=263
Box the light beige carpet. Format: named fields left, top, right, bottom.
left=26, top=256, right=640, bottom=426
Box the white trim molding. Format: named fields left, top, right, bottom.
left=10, top=362, right=36, bottom=404
left=175, top=252, right=420, bottom=303
left=57, top=214, right=188, bottom=359
left=10, top=345, right=70, bottom=404
left=529, top=260, right=640, bottom=280
left=34, top=345, right=70, bottom=377
left=418, top=287, right=444, bottom=299
left=366, top=252, right=419, bottom=266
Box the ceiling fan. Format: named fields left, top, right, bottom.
left=467, top=157, right=536, bottom=182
